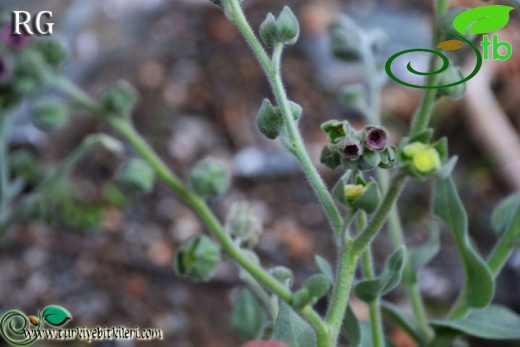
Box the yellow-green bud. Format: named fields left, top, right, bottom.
left=413, top=147, right=442, bottom=173
left=403, top=142, right=430, bottom=158
left=344, top=184, right=366, bottom=201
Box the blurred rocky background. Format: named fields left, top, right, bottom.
left=1, top=0, right=519, bottom=346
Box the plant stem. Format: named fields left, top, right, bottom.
left=226, top=0, right=343, bottom=234
left=325, top=240, right=359, bottom=345
left=353, top=172, right=407, bottom=253
left=359, top=211, right=385, bottom=347
left=378, top=172, right=432, bottom=340
left=410, top=0, right=449, bottom=135
left=47, top=75, right=333, bottom=342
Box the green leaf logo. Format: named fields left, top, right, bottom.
left=453, top=5, right=514, bottom=35
left=42, top=306, right=72, bottom=326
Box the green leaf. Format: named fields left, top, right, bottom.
left=355, top=246, right=405, bottom=303
left=433, top=178, right=494, bottom=309
left=42, top=306, right=72, bottom=326
left=272, top=302, right=317, bottom=347
left=491, top=193, right=520, bottom=237
left=315, top=255, right=334, bottom=285
left=342, top=306, right=361, bottom=347
left=453, top=5, right=514, bottom=35
left=232, top=288, right=267, bottom=341
left=408, top=224, right=440, bottom=279
left=431, top=305, right=520, bottom=340
left=381, top=302, right=426, bottom=344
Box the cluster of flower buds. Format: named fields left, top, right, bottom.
left=397, top=129, right=457, bottom=179
left=320, top=120, right=396, bottom=171
left=293, top=274, right=331, bottom=309
left=259, top=6, right=300, bottom=47
left=0, top=18, right=68, bottom=115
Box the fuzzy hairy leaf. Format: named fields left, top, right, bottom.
left=433, top=178, right=494, bottom=309
left=315, top=255, right=334, bottom=285
left=431, top=305, right=520, bottom=340
left=355, top=247, right=405, bottom=303
left=272, top=302, right=316, bottom=347
left=232, top=288, right=267, bottom=341
left=491, top=193, right=520, bottom=237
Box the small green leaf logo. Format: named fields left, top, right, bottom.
left=453, top=5, right=514, bottom=35
left=42, top=306, right=72, bottom=326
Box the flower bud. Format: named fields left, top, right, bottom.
left=321, top=120, right=347, bottom=143
left=361, top=150, right=381, bottom=168
left=114, top=158, right=156, bottom=196
left=329, top=17, right=362, bottom=62
left=304, top=274, right=330, bottom=300
left=403, top=142, right=430, bottom=158
left=364, top=127, right=388, bottom=150
left=101, top=81, right=138, bottom=117
left=189, top=158, right=230, bottom=197
left=276, top=6, right=300, bottom=46
left=174, top=235, right=221, bottom=282
left=1, top=23, right=30, bottom=50
left=344, top=184, right=366, bottom=201
left=269, top=266, right=294, bottom=287
left=413, top=147, right=442, bottom=173
left=403, top=142, right=442, bottom=173
left=260, top=13, right=278, bottom=47
left=320, top=144, right=341, bottom=170
left=32, top=99, right=68, bottom=132
left=35, top=38, right=68, bottom=68
left=256, top=99, right=282, bottom=140
left=438, top=65, right=466, bottom=99
left=350, top=180, right=381, bottom=214
left=225, top=202, right=262, bottom=249
left=292, top=288, right=312, bottom=310
left=342, top=141, right=361, bottom=160
left=289, top=101, right=302, bottom=121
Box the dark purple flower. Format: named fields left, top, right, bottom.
left=365, top=127, right=387, bottom=150
left=343, top=141, right=361, bottom=159
left=1, top=23, right=31, bottom=50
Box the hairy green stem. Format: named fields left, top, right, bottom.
left=226, top=0, right=343, bottom=235
left=353, top=173, right=407, bottom=253
left=410, top=0, right=449, bottom=135
left=359, top=211, right=385, bottom=347
left=379, top=172, right=432, bottom=339
left=46, top=75, right=335, bottom=341
left=325, top=240, right=359, bottom=345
